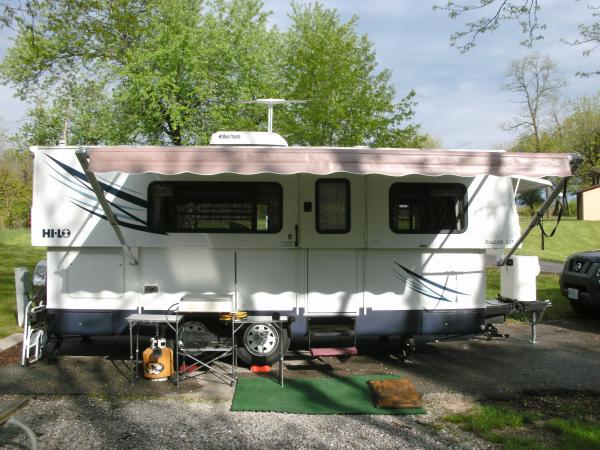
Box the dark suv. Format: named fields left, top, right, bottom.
left=559, top=251, right=600, bottom=314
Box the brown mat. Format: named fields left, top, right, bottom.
left=368, top=378, right=423, bottom=409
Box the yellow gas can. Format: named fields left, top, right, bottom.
left=143, top=338, right=173, bottom=381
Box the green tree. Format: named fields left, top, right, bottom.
left=1, top=0, right=277, bottom=145
left=115, top=0, right=278, bottom=144
left=279, top=2, right=426, bottom=147
left=561, top=93, right=600, bottom=185
left=1, top=1, right=430, bottom=148
left=510, top=92, right=600, bottom=188
left=0, top=0, right=148, bottom=98
left=0, top=148, right=32, bottom=229
left=517, top=189, right=544, bottom=216
left=13, top=81, right=131, bottom=146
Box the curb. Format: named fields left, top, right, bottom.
left=0, top=333, right=23, bottom=352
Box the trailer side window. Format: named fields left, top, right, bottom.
left=148, top=182, right=282, bottom=233
left=389, top=183, right=467, bottom=234
left=316, top=179, right=350, bottom=233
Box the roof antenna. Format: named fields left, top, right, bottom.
left=240, top=99, right=306, bottom=133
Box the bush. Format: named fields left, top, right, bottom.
left=0, top=149, right=32, bottom=229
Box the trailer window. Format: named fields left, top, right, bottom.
left=316, top=179, right=350, bottom=233
left=148, top=182, right=282, bottom=233
left=389, top=183, right=467, bottom=234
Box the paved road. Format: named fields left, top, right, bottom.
left=486, top=255, right=563, bottom=274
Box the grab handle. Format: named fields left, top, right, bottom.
left=294, top=224, right=299, bottom=247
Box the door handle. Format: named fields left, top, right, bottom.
left=294, top=224, right=299, bottom=247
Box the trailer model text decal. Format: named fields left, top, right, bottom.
left=42, top=228, right=71, bottom=238
left=391, top=262, right=467, bottom=302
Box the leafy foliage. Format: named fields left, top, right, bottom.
left=279, top=2, right=426, bottom=147
left=0, top=149, right=32, bottom=229
left=517, top=189, right=544, bottom=216
left=510, top=91, right=600, bottom=187
left=114, top=0, right=279, bottom=144
left=0, top=0, right=429, bottom=147
left=560, top=94, right=600, bottom=185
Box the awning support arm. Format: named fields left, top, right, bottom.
left=498, top=176, right=571, bottom=267
left=76, top=149, right=138, bottom=265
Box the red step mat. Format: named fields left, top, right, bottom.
left=310, top=347, right=358, bottom=357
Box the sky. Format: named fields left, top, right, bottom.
left=0, top=0, right=597, bottom=149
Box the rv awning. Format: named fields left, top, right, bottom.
left=84, top=146, right=577, bottom=178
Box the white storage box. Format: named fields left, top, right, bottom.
left=500, top=256, right=540, bottom=302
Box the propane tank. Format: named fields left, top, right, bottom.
left=143, top=338, right=173, bottom=381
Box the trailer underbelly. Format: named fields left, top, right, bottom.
left=46, top=307, right=486, bottom=337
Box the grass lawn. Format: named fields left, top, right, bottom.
left=0, top=229, right=45, bottom=337
left=515, top=217, right=600, bottom=263
left=444, top=392, right=600, bottom=450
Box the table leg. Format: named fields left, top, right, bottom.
left=135, top=323, right=139, bottom=380
left=176, top=318, right=179, bottom=388
left=279, top=321, right=284, bottom=387
left=129, top=322, right=133, bottom=384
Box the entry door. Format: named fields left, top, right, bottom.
left=300, top=174, right=364, bottom=314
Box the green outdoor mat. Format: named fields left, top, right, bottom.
left=231, top=374, right=426, bottom=415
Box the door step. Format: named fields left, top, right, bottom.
left=307, top=317, right=357, bottom=350
left=309, top=347, right=358, bottom=357
left=309, top=329, right=355, bottom=338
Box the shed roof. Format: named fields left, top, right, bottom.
left=577, top=183, right=600, bottom=194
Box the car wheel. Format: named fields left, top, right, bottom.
left=237, top=322, right=289, bottom=366
left=569, top=301, right=590, bottom=316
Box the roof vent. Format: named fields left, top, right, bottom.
left=210, top=131, right=288, bottom=147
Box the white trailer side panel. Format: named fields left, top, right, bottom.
left=364, top=250, right=485, bottom=311
left=139, top=248, right=235, bottom=311
left=307, top=249, right=361, bottom=314
left=236, top=249, right=298, bottom=312
left=47, top=248, right=138, bottom=311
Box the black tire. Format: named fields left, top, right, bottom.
left=570, top=301, right=600, bottom=318
left=570, top=301, right=590, bottom=316
left=237, top=322, right=290, bottom=366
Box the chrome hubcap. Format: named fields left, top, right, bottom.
left=243, top=323, right=279, bottom=356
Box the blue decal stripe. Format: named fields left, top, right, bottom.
left=46, top=154, right=148, bottom=207
left=97, top=174, right=145, bottom=196
left=392, top=268, right=443, bottom=299
left=69, top=198, right=146, bottom=225
left=48, top=164, right=146, bottom=214
left=109, top=202, right=147, bottom=225
left=50, top=168, right=148, bottom=226
left=392, top=270, right=453, bottom=302
left=395, top=263, right=468, bottom=296
left=70, top=201, right=166, bottom=235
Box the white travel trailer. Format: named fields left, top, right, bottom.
left=28, top=132, right=576, bottom=364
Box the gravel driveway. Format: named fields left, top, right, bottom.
left=1, top=318, right=599, bottom=449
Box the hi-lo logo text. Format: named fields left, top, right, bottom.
left=42, top=228, right=71, bottom=238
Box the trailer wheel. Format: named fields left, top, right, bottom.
left=237, top=322, right=289, bottom=366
